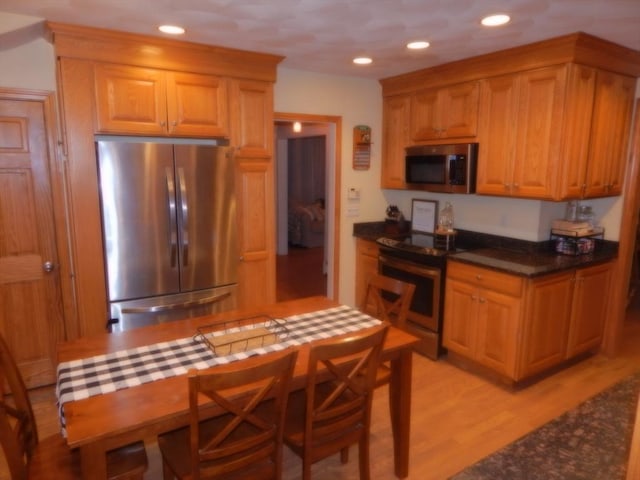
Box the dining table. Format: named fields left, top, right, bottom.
left=53, top=296, right=420, bottom=479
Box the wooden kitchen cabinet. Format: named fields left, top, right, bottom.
left=230, top=78, right=277, bottom=309
left=558, top=67, right=635, bottom=199
left=94, top=63, right=229, bottom=137
left=381, top=94, right=410, bottom=189
left=49, top=22, right=282, bottom=337
left=518, top=271, right=574, bottom=378
left=445, top=259, right=614, bottom=383
left=444, top=261, right=523, bottom=377
left=381, top=33, right=639, bottom=199
left=410, top=81, right=479, bottom=141
left=581, top=71, right=635, bottom=198
left=566, top=262, right=612, bottom=357
left=355, top=238, right=380, bottom=309
left=476, top=65, right=567, bottom=199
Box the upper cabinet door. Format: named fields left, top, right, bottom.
left=583, top=71, right=635, bottom=198
left=94, top=64, right=230, bottom=137
left=477, top=66, right=567, bottom=200
left=381, top=94, right=410, bottom=189
left=557, top=65, right=597, bottom=199
left=476, top=73, right=520, bottom=196
left=510, top=65, right=567, bottom=200
left=166, top=72, right=229, bottom=137
left=94, top=64, right=168, bottom=135
left=410, top=81, right=479, bottom=141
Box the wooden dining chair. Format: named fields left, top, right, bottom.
left=360, top=273, right=415, bottom=387
left=157, top=348, right=299, bottom=480
left=0, top=333, right=148, bottom=480
left=282, top=323, right=389, bottom=480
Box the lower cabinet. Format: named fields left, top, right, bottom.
left=518, top=271, right=574, bottom=378
left=566, top=262, right=613, bottom=357
left=355, top=238, right=380, bottom=309
left=444, top=260, right=613, bottom=383
left=444, top=262, right=523, bottom=378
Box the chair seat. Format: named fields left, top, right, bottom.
left=283, top=383, right=364, bottom=457
left=158, top=412, right=277, bottom=480
left=28, top=434, right=147, bottom=480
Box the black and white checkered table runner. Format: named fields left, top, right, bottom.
left=56, top=305, right=380, bottom=433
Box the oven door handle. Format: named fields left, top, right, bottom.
left=378, top=254, right=442, bottom=280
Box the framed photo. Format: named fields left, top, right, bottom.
left=411, top=199, right=438, bottom=234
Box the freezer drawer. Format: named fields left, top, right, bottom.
left=108, top=284, right=237, bottom=332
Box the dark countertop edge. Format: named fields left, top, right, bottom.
left=447, top=249, right=618, bottom=278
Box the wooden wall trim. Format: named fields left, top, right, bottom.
left=380, top=32, right=640, bottom=95
left=274, top=112, right=342, bottom=300
left=602, top=98, right=640, bottom=356
left=47, top=22, right=283, bottom=82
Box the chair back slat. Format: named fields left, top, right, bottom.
left=304, top=324, right=388, bottom=458
left=0, top=333, right=39, bottom=480
left=188, top=348, right=298, bottom=479
left=361, top=273, right=415, bottom=329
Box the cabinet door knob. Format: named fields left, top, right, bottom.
left=475, top=274, right=482, bottom=280
left=43, top=261, right=55, bottom=272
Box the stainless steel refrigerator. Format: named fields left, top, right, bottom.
left=96, top=136, right=238, bottom=332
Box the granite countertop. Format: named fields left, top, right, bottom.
left=448, top=247, right=617, bottom=278
left=353, top=221, right=618, bottom=278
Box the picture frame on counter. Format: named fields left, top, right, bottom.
left=411, top=199, right=438, bottom=234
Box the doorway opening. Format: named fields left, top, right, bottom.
left=274, top=113, right=341, bottom=302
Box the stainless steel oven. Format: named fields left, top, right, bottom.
left=378, top=250, right=446, bottom=359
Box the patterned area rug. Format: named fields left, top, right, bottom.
left=450, top=372, right=640, bottom=480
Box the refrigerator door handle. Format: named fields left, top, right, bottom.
left=177, top=167, right=189, bottom=266
left=166, top=167, right=178, bottom=267
left=120, top=291, right=231, bottom=313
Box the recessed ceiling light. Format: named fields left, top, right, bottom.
left=407, top=41, right=430, bottom=50
left=353, top=57, right=373, bottom=65
left=158, top=25, right=185, bottom=35
left=481, top=14, right=511, bottom=27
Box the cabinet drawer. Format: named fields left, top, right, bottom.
left=357, top=238, right=380, bottom=257
left=447, top=261, right=523, bottom=296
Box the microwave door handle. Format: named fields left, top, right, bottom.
left=166, top=167, right=177, bottom=268
left=177, top=167, right=189, bottom=267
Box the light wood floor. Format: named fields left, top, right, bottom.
left=8, top=296, right=640, bottom=480
left=276, top=246, right=326, bottom=301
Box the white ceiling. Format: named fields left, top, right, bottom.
left=1, top=0, right=639, bottom=80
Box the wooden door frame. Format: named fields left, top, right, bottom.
left=603, top=98, right=640, bottom=355
left=274, top=112, right=342, bottom=299
left=0, top=87, right=76, bottom=338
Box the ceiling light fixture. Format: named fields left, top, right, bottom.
left=353, top=57, right=373, bottom=65
left=481, top=14, right=511, bottom=27
left=158, top=25, right=185, bottom=35
left=407, top=41, right=430, bottom=50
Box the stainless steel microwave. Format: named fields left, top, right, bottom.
left=405, top=143, right=478, bottom=193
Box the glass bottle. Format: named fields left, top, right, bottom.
left=577, top=205, right=594, bottom=226
left=565, top=200, right=578, bottom=222
left=438, top=202, right=454, bottom=232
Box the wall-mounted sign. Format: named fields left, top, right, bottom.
left=352, top=125, right=371, bottom=170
